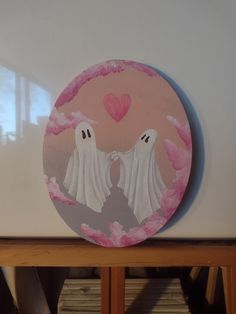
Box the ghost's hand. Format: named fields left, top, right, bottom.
left=110, top=151, right=119, bottom=161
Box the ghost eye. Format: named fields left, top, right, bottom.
left=141, top=134, right=146, bottom=140
left=87, top=129, right=91, bottom=138
left=82, top=130, right=86, bottom=139
left=145, top=136, right=150, bottom=143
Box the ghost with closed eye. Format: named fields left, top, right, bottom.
left=117, top=129, right=165, bottom=224
left=63, top=122, right=113, bottom=212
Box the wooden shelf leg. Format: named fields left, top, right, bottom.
left=189, top=266, right=202, bottom=281
left=206, top=266, right=219, bottom=305
left=222, top=266, right=236, bottom=314
left=101, top=267, right=111, bottom=314
left=111, top=267, right=125, bottom=314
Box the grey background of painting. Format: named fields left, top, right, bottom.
left=54, top=187, right=139, bottom=236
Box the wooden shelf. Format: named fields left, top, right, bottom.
left=0, top=239, right=235, bottom=313
left=0, top=239, right=236, bottom=267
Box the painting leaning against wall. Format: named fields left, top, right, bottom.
left=43, top=60, right=192, bottom=247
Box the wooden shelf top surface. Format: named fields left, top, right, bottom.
left=0, top=238, right=236, bottom=267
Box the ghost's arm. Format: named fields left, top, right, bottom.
left=108, top=150, right=119, bottom=161
left=63, top=152, right=76, bottom=191
left=117, top=150, right=133, bottom=191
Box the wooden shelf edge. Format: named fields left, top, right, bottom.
left=0, top=239, right=236, bottom=267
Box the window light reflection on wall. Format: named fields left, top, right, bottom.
left=0, top=65, right=52, bottom=143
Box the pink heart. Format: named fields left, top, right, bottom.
left=103, top=93, right=131, bottom=122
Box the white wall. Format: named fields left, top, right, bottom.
left=0, top=0, right=235, bottom=238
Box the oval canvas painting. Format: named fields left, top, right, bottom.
left=43, top=60, right=192, bottom=247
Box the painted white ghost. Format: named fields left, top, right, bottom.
left=117, top=129, right=165, bottom=224
left=63, top=122, right=113, bottom=212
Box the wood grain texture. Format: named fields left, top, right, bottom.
left=125, top=278, right=189, bottom=314
left=58, top=278, right=101, bottom=313
left=58, top=278, right=190, bottom=314
left=0, top=239, right=236, bottom=267
left=222, top=266, right=236, bottom=314
left=205, top=267, right=219, bottom=305
left=111, top=267, right=125, bottom=314
left=1, top=239, right=236, bottom=313
left=101, top=267, right=110, bottom=314
left=189, top=266, right=201, bottom=281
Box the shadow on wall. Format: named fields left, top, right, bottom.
left=155, top=68, right=205, bottom=231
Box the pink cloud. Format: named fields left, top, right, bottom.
left=45, top=109, right=95, bottom=136
left=109, top=221, right=127, bottom=246
left=80, top=211, right=168, bottom=248
left=167, top=115, right=192, bottom=149
left=45, top=176, right=76, bottom=205
left=55, top=61, right=124, bottom=108
left=160, top=165, right=191, bottom=221
left=80, top=223, right=113, bottom=247
left=164, top=139, right=191, bottom=171
left=161, top=116, right=192, bottom=220
left=123, top=60, right=158, bottom=77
